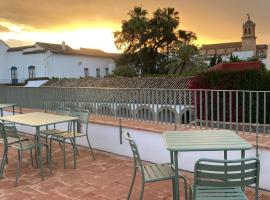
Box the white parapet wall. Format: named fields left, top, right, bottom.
left=2, top=110, right=270, bottom=190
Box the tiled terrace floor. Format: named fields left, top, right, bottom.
left=0, top=142, right=270, bottom=200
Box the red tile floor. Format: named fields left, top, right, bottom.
left=0, top=142, right=269, bottom=200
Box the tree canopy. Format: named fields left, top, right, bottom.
left=114, top=6, right=197, bottom=75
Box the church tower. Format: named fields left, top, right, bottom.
left=241, top=14, right=256, bottom=53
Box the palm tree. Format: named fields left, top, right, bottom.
left=166, top=41, right=206, bottom=75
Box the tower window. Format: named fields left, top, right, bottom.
left=248, top=28, right=251, bottom=34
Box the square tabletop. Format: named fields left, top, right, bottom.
left=0, top=104, right=16, bottom=109
left=0, top=112, right=78, bottom=127
left=164, top=130, right=252, bottom=152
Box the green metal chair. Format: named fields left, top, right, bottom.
left=50, top=109, right=95, bottom=168
left=40, top=107, right=71, bottom=144
left=190, top=158, right=260, bottom=200
left=124, top=132, right=188, bottom=200
left=0, top=122, right=51, bottom=186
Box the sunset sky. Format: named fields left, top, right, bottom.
left=0, top=0, right=269, bottom=53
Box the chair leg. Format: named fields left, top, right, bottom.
left=34, top=146, right=38, bottom=168
left=15, top=150, right=23, bottom=186
left=17, top=149, right=21, bottom=162
left=50, top=137, right=53, bottom=164
left=139, top=180, right=145, bottom=200
left=0, top=149, right=7, bottom=178
left=70, top=138, right=79, bottom=156
left=127, top=168, right=137, bottom=200
left=63, top=142, right=66, bottom=169
left=86, top=135, right=95, bottom=160
left=179, top=175, right=188, bottom=200
left=46, top=145, right=52, bottom=175
left=30, top=149, right=34, bottom=167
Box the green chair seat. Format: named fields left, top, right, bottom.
left=40, top=129, right=66, bottom=136
left=10, top=140, right=38, bottom=150
left=0, top=137, right=20, bottom=144
left=194, top=186, right=247, bottom=200
left=51, top=131, right=85, bottom=139
left=142, top=163, right=177, bottom=182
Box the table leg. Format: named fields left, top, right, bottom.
left=36, top=126, right=44, bottom=180
left=0, top=108, right=3, bottom=117
left=170, top=151, right=176, bottom=199
left=241, top=150, right=245, bottom=191
left=174, top=151, right=180, bottom=200
left=12, top=105, right=15, bottom=115
left=73, top=120, right=76, bottom=169
left=224, top=150, right=227, bottom=177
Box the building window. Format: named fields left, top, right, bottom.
left=248, top=28, right=251, bottom=34
left=11, top=66, right=18, bottom=80
left=84, top=68, right=89, bottom=77
left=105, top=68, right=109, bottom=76
left=245, top=28, right=247, bottom=35
left=96, top=68, right=100, bottom=78
left=28, top=66, right=36, bottom=79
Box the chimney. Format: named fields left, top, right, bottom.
left=62, top=41, right=66, bottom=50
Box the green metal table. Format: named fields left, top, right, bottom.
left=163, top=130, right=252, bottom=200
left=0, top=104, right=20, bottom=117
left=0, top=112, right=78, bottom=180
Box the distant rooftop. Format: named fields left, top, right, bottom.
left=6, top=42, right=119, bottom=60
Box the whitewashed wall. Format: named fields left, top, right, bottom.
left=3, top=110, right=269, bottom=190
left=1, top=47, right=116, bottom=84
left=48, top=53, right=115, bottom=78
left=0, top=41, right=9, bottom=84
left=6, top=52, right=46, bottom=83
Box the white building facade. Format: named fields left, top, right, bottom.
left=0, top=41, right=117, bottom=84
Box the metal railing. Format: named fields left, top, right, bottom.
left=0, top=86, right=269, bottom=153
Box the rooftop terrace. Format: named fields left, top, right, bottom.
left=1, top=143, right=270, bottom=200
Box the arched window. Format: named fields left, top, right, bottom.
left=248, top=28, right=251, bottom=34
left=11, top=66, right=18, bottom=84
left=11, top=66, right=17, bottom=80
left=28, top=66, right=36, bottom=79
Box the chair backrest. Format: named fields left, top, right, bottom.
left=70, top=109, right=90, bottom=133
left=194, top=158, right=260, bottom=199
left=56, top=107, right=71, bottom=115
left=0, top=122, right=22, bottom=148
left=124, top=132, right=144, bottom=174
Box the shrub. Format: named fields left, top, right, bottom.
left=113, top=65, right=137, bottom=77
left=189, top=70, right=270, bottom=124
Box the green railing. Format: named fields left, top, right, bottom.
left=0, top=86, right=269, bottom=136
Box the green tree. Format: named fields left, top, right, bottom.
left=165, top=41, right=206, bottom=75
left=114, top=6, right=196, bottom=75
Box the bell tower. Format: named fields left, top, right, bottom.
left=241, top=14, right=256, bottom=53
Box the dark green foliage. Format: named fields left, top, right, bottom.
left=113, top=65, right=137, bottom=77
left=114, top=6, right=197, bottom=75
left=190, top=70, right=270, bottom=124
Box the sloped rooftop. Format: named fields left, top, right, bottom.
left=42, top=77, right=193, bottom=89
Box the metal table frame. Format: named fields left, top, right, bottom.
left=163, top=130, right=253, bottom=200
left=0, top=112, right=78, bottom=180
left=0, top=104, right=21, bottom=117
